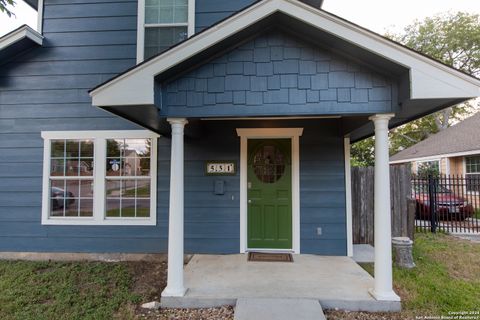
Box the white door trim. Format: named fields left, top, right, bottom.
left=344, top=137, right=353, bottom=257
left=236, top=128, right=303, bottom=254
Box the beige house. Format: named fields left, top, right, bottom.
left=390, top=112, right=480, bottom=203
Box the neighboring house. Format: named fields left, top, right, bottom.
left=390, top=112, right=480, bottom=194
left=1, top=0, right=480, bottom=304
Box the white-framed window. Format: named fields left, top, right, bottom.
left=41, top=131, right=159, bottom=225
left=465, top=156, right=480, bottom=193
left=416, top=159, right=440, bottom=176
left=137, top=0, right=195, bottom=62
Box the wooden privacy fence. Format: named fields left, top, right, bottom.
left=351, top=164, right=415, bottom=245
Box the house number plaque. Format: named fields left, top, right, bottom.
left=205, top=161, right=236, bottom=175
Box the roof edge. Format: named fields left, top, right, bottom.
left=0, top=24, right=43, bottom=51
left=390, top=148, right=480, bottom=164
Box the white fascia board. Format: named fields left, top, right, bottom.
left=0, top=25, right=43, bottom=51
left=390, top=149, right=480, bottom=164
left=90, top=0, right=480, bottom=107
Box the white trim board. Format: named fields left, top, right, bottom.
left=344, top=137, right=353, bottom=257
left=91, top=0, right=480, bottom=107
left=390, top=149, right=480, bottom=165
left=37, top=0, right=44, bottom=33
left=0, top=25, right=43, bottom=51
left=237, top=128, right=303, bottom=254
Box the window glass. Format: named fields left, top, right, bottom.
left=144, top=26, right=187, bottom=59
left=105, top=139, right=152, bottom=218
left=416, top=160, right=439, bottom=178
left=144, top=0, right=189, bottom=59
left=253, top=145, right=286, bottom=184
left=145, top=0, right=188, bottom=24
left=49, top=139, right=94, bottom=218
left=466, top=156, right=480, bottom=174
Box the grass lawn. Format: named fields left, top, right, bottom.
left=1, top=233, right=478, bottom=319
left=0, top=261, right=165, bottom=320
left=475, top=208, right=480, bottom=219
left=328, top=232, right=480, bottom=319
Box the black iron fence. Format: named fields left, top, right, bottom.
left=412, top=175, right=480, bottom=233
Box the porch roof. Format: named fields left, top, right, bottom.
left=0, top=25, right=43, bottom=67
left=89, top=0, right=480, bottom=141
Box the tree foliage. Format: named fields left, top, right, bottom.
left=0, top=0, right=15, bottom=17
left=352, top=12, right=480, bottom=166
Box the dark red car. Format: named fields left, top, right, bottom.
left=412, top=184, right=474, bottom=221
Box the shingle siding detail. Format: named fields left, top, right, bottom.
left=164, top=30, right=394, bottom=116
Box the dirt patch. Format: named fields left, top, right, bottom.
left=126, top=261, right=233, bottom=319
left=127, top=261, right=168, bottom=301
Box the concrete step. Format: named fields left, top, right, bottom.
left=234, top=298, right=326, bottom=320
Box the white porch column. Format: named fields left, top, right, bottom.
left=162, top=118, right=188, bottom=297
left=368, top=114, right=400, bottom=302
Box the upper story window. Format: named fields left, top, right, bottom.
left=137, top=0, right=195, bottom=62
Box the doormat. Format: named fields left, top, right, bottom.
left=248, top=252, right=293, bottom=262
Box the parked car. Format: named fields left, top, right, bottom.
left=412, top=184, right=474, bottom=221
left=51, top=187, right=75, bottom=210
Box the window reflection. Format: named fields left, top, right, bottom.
left=105, top=139, right=152, bottom=218
left=49, top=139, right=94, bottom=217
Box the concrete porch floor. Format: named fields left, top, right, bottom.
left=161, top=254, right=401, bottom=312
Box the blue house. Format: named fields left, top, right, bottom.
left=1, top=0, right=479, bottom=309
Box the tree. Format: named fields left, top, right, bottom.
left=0, top=0, right=15, bottom=17
left=352, top=12, right=480, bottom=165
left=351, top=138, right=375, bottom=167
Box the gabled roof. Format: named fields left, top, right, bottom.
left=0, top=25, right=43, bottom=66
left=390, top=112, right=480, bottom=163
left=90, top=0, right=480, bottom=108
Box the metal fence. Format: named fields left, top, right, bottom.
left=412, top=175, right=480, bottom=233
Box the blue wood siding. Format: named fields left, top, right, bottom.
left=162, top=30, right=396, bottom=118
left=0, top=0, right=154, bottom=253
left=195, top=0, right=257, bottom=32
left=0, top=1, right=347, bottom=255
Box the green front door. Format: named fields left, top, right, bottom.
left=247, top=139, right=292, bottom=249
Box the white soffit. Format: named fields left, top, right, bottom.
left=90, top=0, right=480, bottom=107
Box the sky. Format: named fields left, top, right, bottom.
left=0, top=0, right=480, bottom=37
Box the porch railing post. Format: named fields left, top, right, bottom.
left=428, top=175, right=437, bottom=233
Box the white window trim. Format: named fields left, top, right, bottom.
left=236, top=128, right=303, bottom=254
left=136, top=0, right=196, bottom=63
left=41, top=130, right=160, bottom=226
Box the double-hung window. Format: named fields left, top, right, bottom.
left=138, top=0, right=195, bottom=62
left=465, top=156, right=480, bottom=193
left=41, top=131, right=159, bottom=225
